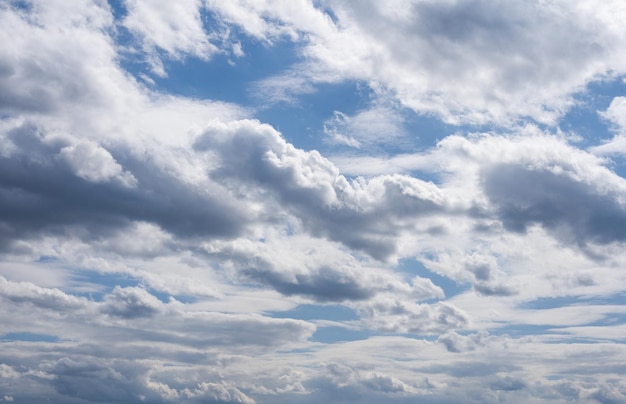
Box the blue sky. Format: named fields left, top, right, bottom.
left=3, top=0, right=626, bottom=402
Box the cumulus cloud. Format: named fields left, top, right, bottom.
left=430, top=132, right=626, bottom=251
left=194, top=119, right=451, bottom=261
left=56, top=138, right=137, bottom=187
left=483, top=163, right=626, bottom=248
left=101, top=286, right=163, bottom=318
left=4, top=0, right=626, bottom=403
left=437, top=331, right=493, bottom=353
left=0, top=121, right=252, bottom=253
left=0, top=0, right=120, bottom=114
left=1, top=111, right=453, bottom=266
left=206, top=232, right=443, bottom=303
left=352, top=297, right=469, bottom=334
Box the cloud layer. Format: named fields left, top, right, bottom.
left=2, top=0, right=626, bottom=403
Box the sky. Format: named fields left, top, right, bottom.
left=3, top=0, right=626, bottom=402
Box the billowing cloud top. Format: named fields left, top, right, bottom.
left=2, top=0, right=626, bottom=403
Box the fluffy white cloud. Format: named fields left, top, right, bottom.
left=223, top=0, right=626, bottom=125
left=0, top=275, right=87, bottom=311
left=3, top=0, right=626, bottom=403
left=56, top=138, right=137, bottom=186
left=0, top=0, right=125, bottom=115
left=95, top=0, right=626, bottom=126
left=351, top=297, right=469, bottom=334
left=122, top=0, right=218, bottom=76
left=323, top=106, right=406, bottom=149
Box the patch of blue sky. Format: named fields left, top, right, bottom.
left=257, top=80, right=369, bottom=151
left=312, top=0, right=339, bottom=25
left=587, top=292, right=626, bottom=306
left=521, top=292, right=626, bottom=310
left=277, top=88, right=462, bottom=161
left=490, top=313, right=626, bottom=342
left=150, top=289, right=197, bottom=304
left=488, top=323, right=570, bottom=339
left=68, top=270, right=139, bottom=301
left=545, top=336, right=626, bottom=345
left=396, top=257, right=468, bottom=301
left=106, top=0, right=139, bottom=57
left=65, top=269, right=198, bottom=303
left=36, top=255, right=59, bottom=264
left=108, top=3, right=306, bottom=108
left=311, top=326, right=372, bottom=344
left=106, top=0, right=126, bottom=19
left=586, top=313, right=626, bottom=328
left=108, top=1, right=472, bottom=163
left=1, top=332, right=60, bottom=343
left=401, top=333, right=440, bottom=342
left=155, top=41, right=300, bottom=103
left=135, top=28, right=302, bottom=102
left=268, top=304, right=370, bottom=343
left=34, top=258, right=174, bottom=303
left=520, top=295, right=589, bottom=310
left=558, top=76, right=626, bottom=146
left=6, top=0, right=31, bottom=12
left=563, top=76, right=626, bottom=178
left=401, top=110, right=458, bottom=150
left=604, top=154, right=626, bottom=179
left=269, top=303, right=359, bottom=322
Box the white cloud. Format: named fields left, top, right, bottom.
left=192, top=118, right=453, bottom=261
left=240, top=0, right=626, bottom=125
left=0, top=275, right=88, bottom=311
left=101, top=285, right=163, bottom=318
left=122, top=0, right=218, bottom=76
left=323, top=106, right=406, bottom=149
left=205, top=0, right=332, bottom=42
left=3, top=1, right=626, bottom=403
left=351, top=296, right=468, bottom=334
left=591, top=96, right=626, bottom=156
left=205, top=232, right=444, bottom=304
left=0, top=0, right=125, bottom=115
left=56, top=138, right=137, bottom=186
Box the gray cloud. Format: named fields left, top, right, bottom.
left=195, top=120, right=447, bottom=261
left=483, top=164, right=626, bottom=248
left=43, top=357, right=149, bottom=403
left=242, top=265, right=374, bottom=302
left=100, top=286, right=162, bottom=319
left=4, top=1, right=626, bottom=403
left=0, top=123, right=249, bottom=251
left=0, top=0, right=129, bottom=118
left=3, top=329, right=626, bottom=403
left=437, top=331, right=491, bottom=353
left=489, top=375, right=526, bottom=391
left=353, top=298, right=469, bottom=334
left=0, top=275, right=87, bottom=312
left=208, top=231, right=444, bottom=304
left=0, top=276, right=315, bottom=350
left=1, top=113, right=448, bottom=264
left=474, top=282, right=517, bottom=297
left=363, top=372, right=413, bottom=393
